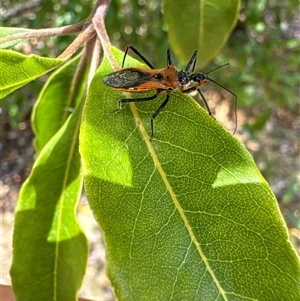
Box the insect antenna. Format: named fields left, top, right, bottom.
left=206, top=63, right=230, bottom=75
left=199, top=63, right=237, bottom=134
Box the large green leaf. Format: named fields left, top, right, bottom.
left=163, top=0, right=241, bottom=68
left=32, top=54, right=87, bottom=153
left=10, top=100, right=87, bottom=301
left=80, top=48, right=300, bottom=300
left=0, top=50, right=63, bottom=99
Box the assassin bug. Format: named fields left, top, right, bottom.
left=103, top=45, right=237, bottom=137
left=103, top=45, right=190, bottom=137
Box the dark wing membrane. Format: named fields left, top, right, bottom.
left=103, top=68, right=154, bottom=89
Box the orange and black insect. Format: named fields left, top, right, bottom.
left=103, top=45, right=237, bottom=137
left=103, top=45, right=193, bottom=137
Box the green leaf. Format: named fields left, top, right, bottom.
left=163, top=0, right=241, bottom=68
left=32, top=54, right=87, bottom=153
left=10, top=101, right=87, bottom=301
left=0, top=50, right=63, bottom=99
left=0, top=27, right=31, bottom=48
left=81, top=47, right=300, bottom=300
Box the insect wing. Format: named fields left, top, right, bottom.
left=128, top=81, right=171, bottom=92
left=103, top=68, right=154, bottom=89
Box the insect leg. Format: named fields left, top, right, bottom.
left=150, top=94, right=170, bottom=137
left=167, top=49, right=173, bottom=66
left=205, top=78, right=238, bottom=134
left=117, top=93, right=158, bottom=109
left=183, top=86, right=214, bottom=117
left=197, top=89, right=215, bottom=118
left=185, top=50, right=198, bottom=72
left=122, top=45, right=155, bottom=69
left=184, top=82, right=238, bottom=134
left=117, top=91, right=169, bottom=137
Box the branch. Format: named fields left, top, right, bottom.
left=57, top=24, right=95, bottom=60
left=0, top=22, right=85, bottom=45
left=88, top=37, right=102, bottom=87
left=92, top=0, right=118, bottom=70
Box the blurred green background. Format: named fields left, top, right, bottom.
left=1, top=0, right=299, bottom=241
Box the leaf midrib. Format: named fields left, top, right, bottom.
left=129, top=102, right=229, bottom=300
left=53, top=103, right=83, bottom=299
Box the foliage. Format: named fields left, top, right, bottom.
left=1, top=0, right=299, bottom=300
left=225, top=0, right=300, bottom=111
left=81, top=48, right=300, bottom=300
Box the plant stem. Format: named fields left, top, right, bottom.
left=92, top=0, right=118, bottom=70
left=0, top=22, right=85, bottom=45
